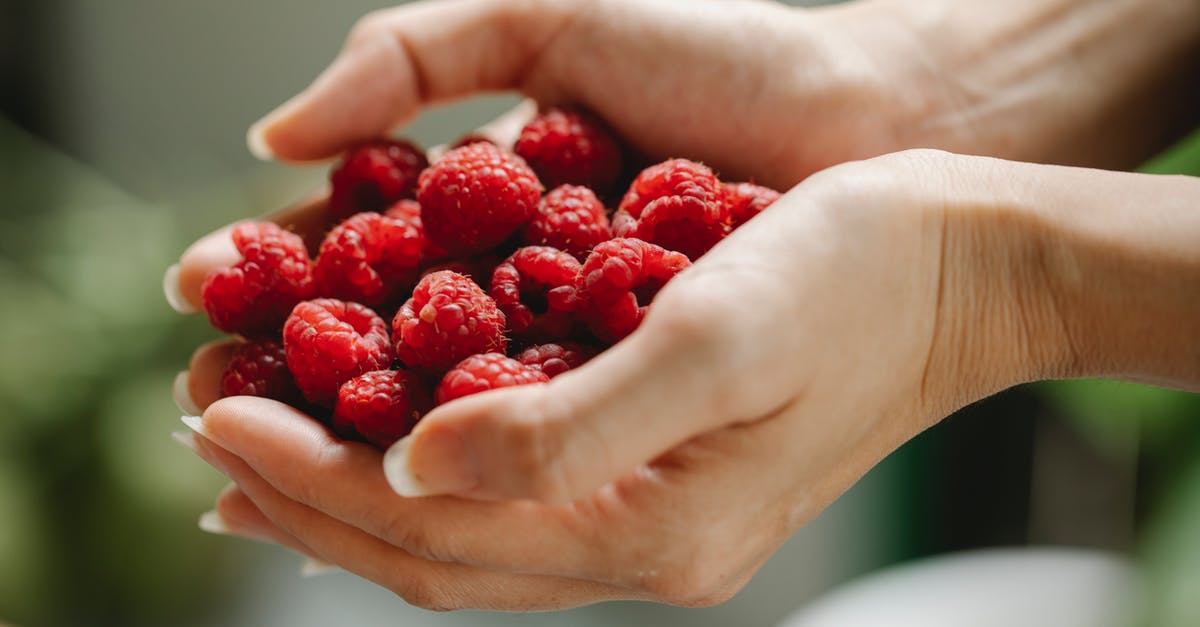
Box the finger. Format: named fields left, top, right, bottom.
left=209, top=483, right=322, bottom=560
left=167, top=189, right=330, bottom=313
left=190, top=397, right=647, bottom=585
left=180, top=338, right=241, bottom=412
left=248, top=0, right=576, bottom=161
left=386, top=287, right=787, bottom=504
left=188, top=431, right=639, bottom=611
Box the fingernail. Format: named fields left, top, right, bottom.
left=246, top=119, right=275, bottom=161
left=173, top=371, right=201, bottom=415
left=383, top=431, right=477, bottom=497
left=181, top=415, right=210, bottom=438
left=171, top=430, right=199, bottom=453
left=300, top=558, right=341, bottom=578
left=163, top=264, right=198, bottom=314
left=198, top=510, right=230, bottom=535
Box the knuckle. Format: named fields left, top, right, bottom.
left=347, top=10, right=393, bottom=48
left=498, top=411, right=572, bottom=502
left=393, top=579, right=455, bottom=612
left=380, top=516, right=439, bottom=561
left=641, top=563, right=733, bottom=607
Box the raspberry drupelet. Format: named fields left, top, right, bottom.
left=313, top=212, right=422, bottom=307
left=617, top=159, right=730, bottom=260
left=392, top=271, right=507, bottom=372
left=577, top=237, right=691, bottom=343
left=416, top=142, right=542, bottom=255
left=514, top=108, right=624, bottom=196
left=435, top=353, right=550, bottom=405
left=490, top=246, right=582, bottom=342
left=724, top=182, right=782, bottom=229
left=523, top=185, right=611, bottom=261
left=201, top=222, right=315, bottom=338
left=333, top=369, right=431, bottom=448
left=220, top=339, right=301, bottom=404
left=516, top=342, right=598, bottom=378
left=283, top=299, right=393, bottom=407
left=329, top=139, right=428, bottom=219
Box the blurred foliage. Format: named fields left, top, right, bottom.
left=0, top=119, right=247, bottom=626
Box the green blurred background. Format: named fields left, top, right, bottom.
left=0, top=1, right=1197, bottom=626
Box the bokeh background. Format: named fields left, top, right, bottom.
left=1, top=1, right=1198, bottom=626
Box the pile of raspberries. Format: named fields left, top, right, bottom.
left=203, top=108, right=780, bottom=448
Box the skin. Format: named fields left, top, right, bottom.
left=169, top=0, right=1200, bottom=611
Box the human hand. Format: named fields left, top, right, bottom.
left=176, top=146, right=1200, bottom=610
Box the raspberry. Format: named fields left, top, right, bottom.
left=202, top=222, right=315, bottom=337
left=516, top=342, right=598, bottom=378
left=313, top=212, right=422, bottom=307
left=577, top=238, right=691, bottom=342
left=490, top=247, right=582, bottom=342
left=435, top=353, right=549, bottom=405
left=392, top=271, right=507, bottom=371
left=333, top=369, right=431, bottom=448
left=329, top=139, right=428, bottom=219
left=515, top=109, right=623, bottom=195
left=617, top=159, right=730, bottom=260
left=450, top=134, right=495, bottom=149
left=385, top=199, right=450, bottom=262
left=417, top=143, right=542, bottom=255
left=283, top=299, right=392, bottom=406
left=220, top=339, right=301, bottom=404
left=522, top=185, right=611, bottom=260
left=725, top=182, right=781, bottom=229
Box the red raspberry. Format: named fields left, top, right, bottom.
left=385, top=199, right=451, bottom=262
left=220, top=339, right=301, bottom=404
left=450, top=134, right=495, bottom=149
left=523, top=185, right=611, bottom=260
left=435, top=353, right=549, bottom=405
left=313, top=212, right=422, bottom=307
left=515, top=109, right=623, bottom=195
left=202, top=222, right=315, bottom=337
left=333, top=369, right=431, bottom=448
left=516, top=342, right=598, bottom=378
left=617, top=159, right=730, bottom=260
left=577, top=238, right=691, bottom=342
left=392, top=271, right=507, bottom=371
left=419, top=254, right=503, bottom=291
left=417, top=143, right=542, bottom=255
left=283, top=299, right=393, bottom=407
left=490, top=247, right=582, bottom=342
left=725, top=182, right=781, bottom=229
left=329, top=139, right=429, bottom=219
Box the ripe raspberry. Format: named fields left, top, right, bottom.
left=435, top=353, right=549, bottom=405
left=617, top=159, right=730, bottom=260
left=417, top=143, right=542, bottom=255
left=490, top=247, right=582, bottom=342
left=725, top=182, right=781, bottom=229
left=202, top=222, right=315, bottom=337
left=450, top=134, right=495, bottom=149
left=385, top=199, right=450, bottom=262
left=283, top=299, right=392, bottom=406
left=220, top=339, right=301, bottom=404
left=329, top=139, right=428, bottom=219
left=577, top=238, right=691, bottom=342
left=313, top=212, right=422, bottom=307
left=392, top=271, right=507, bottom=371
left=523, top=185, right=611, bottom=260
left=515, top=109, right=623, bottom=195
left=516, top=342, right=598, bottom=378
left=333, top=369, right=431, bottom=448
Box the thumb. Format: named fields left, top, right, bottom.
left=248, top=0, right=576, bottom=162
left=382, top=298, right=747, bottom=504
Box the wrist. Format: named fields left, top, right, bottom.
left=938, top=156, right=1200, bottom=394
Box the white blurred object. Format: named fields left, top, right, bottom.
left=779, top=548, right=1140, bottom=627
